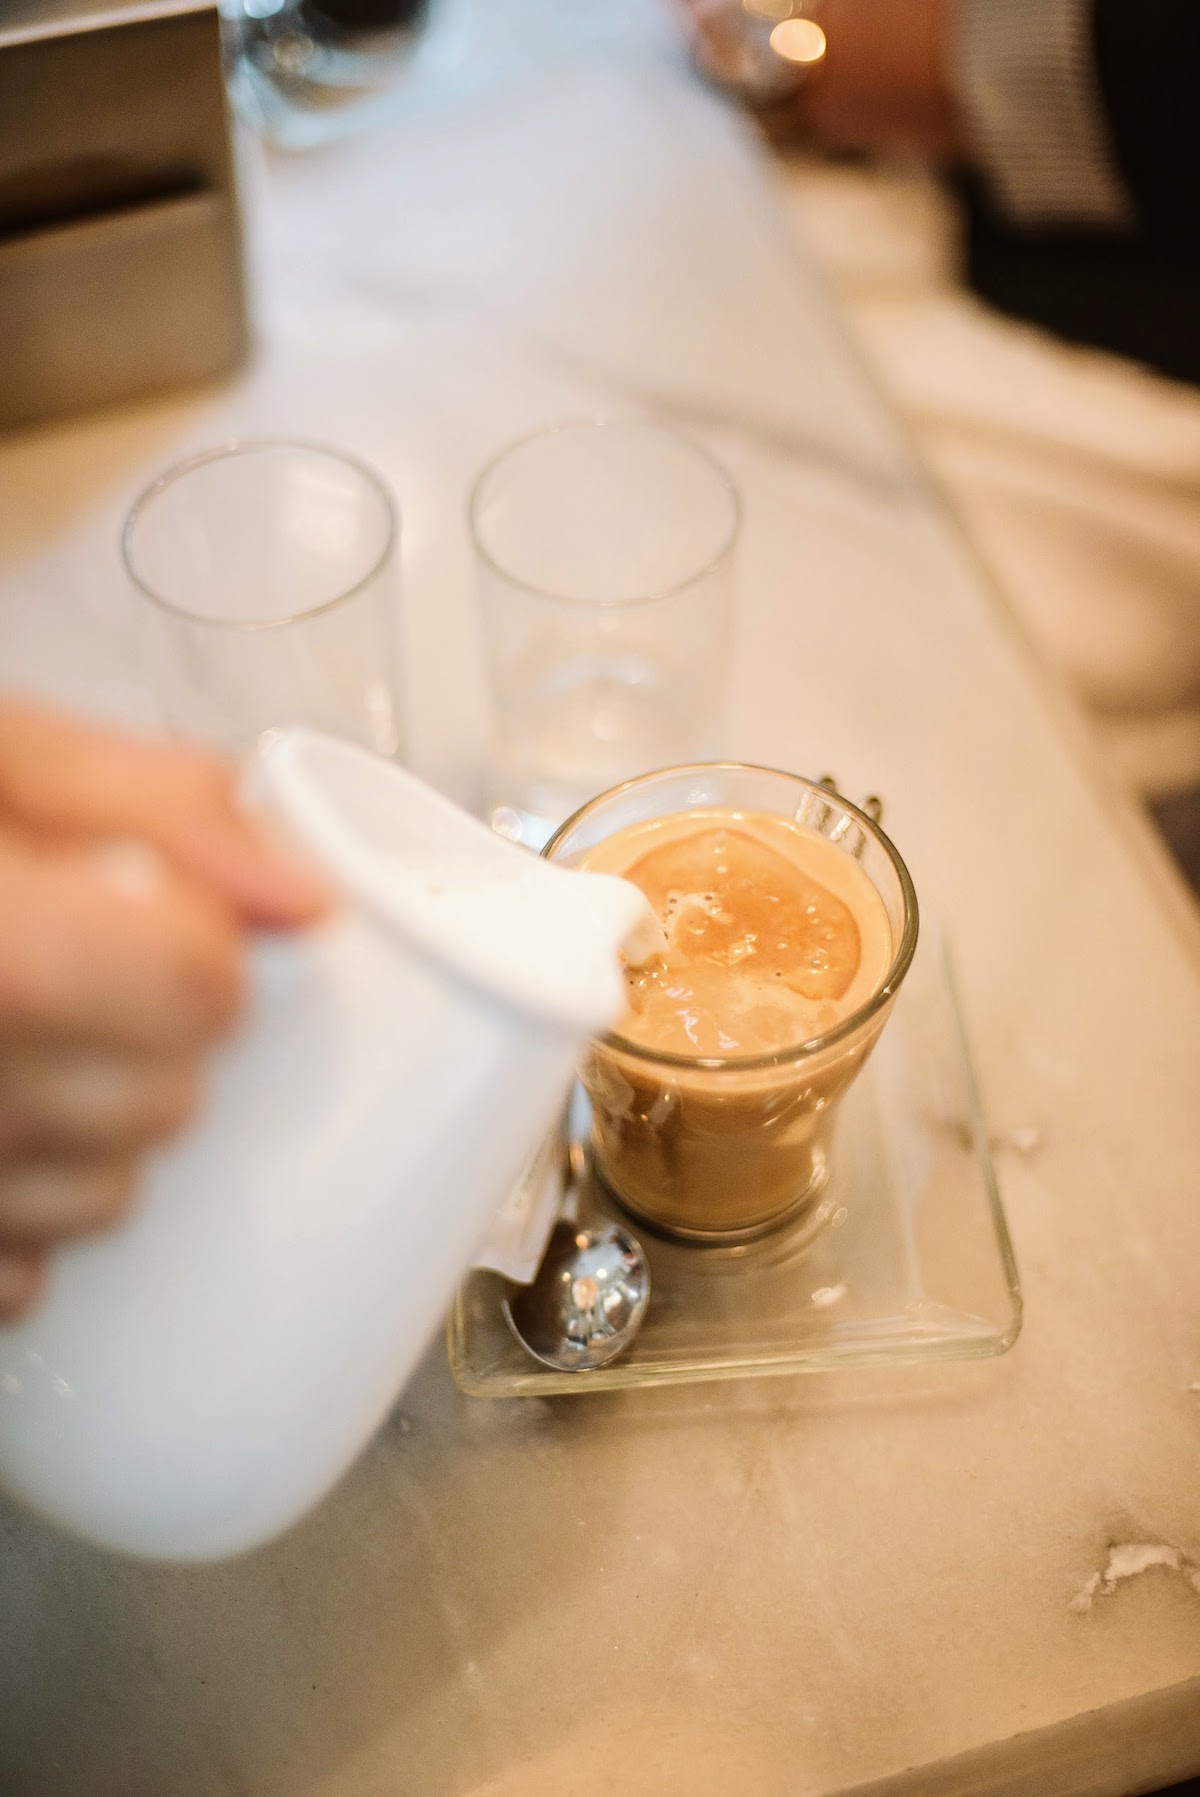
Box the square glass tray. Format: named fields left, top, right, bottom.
left=446, top=933, right=1022, bottom=1397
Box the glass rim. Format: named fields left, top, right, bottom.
left=543, top=761, right=920, bottom=1072
left=467, top=418, right=741, bottom=611
left=121, top=437, right=398, bottom=632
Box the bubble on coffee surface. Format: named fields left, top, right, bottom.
left=620, top=827, right=861, bottom=1056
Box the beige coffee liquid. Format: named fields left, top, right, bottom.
left=582, top=811, right=892, bottom=1057
left=578, top=810, right=896, bottom=1239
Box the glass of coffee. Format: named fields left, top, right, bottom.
left=544, top=764, right=918, bottom=1242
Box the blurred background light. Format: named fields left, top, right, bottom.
left=769, top=17, right=827, bottom=63
left=742, top=0, right=795, bottom=23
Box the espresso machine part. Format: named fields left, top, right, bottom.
left=0, top=0, right=248, bottom=431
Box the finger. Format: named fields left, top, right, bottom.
left=0, top=838, right=246, bottom=1054
left=155, top=792, right=333, bottom=933
left=0, top=703, right=329, bottom=929
left=0, top=1157, right=139, bottom=1249
left=0, top=1049, right=203, bottom=1160
left=96, top=752, right=332, bottom=930
left=0, top=1249, right=47, bottom=1323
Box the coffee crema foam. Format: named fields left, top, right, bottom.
left=580, top=809, right=893, bottom=1057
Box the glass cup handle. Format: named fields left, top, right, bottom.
left=816, top=776, right=884, bottom=859
left=818, top=775, right=883, bottom=825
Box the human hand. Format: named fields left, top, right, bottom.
left=0, top=701, right=330, bottom=1321
left=680, top=0, right=962, bottom=160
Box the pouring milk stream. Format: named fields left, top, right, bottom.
left=0, top=731, right=660, bottom=1560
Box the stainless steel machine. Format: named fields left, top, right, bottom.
left=0, top=0, right=249, bottom=431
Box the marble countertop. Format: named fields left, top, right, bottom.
left=2, top=10, right=1200, bottom=1795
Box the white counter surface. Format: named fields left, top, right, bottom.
left=2, top=11, right=1200, bottom=1794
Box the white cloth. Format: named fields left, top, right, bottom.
left=470, top=1127, right=566, bottom=1284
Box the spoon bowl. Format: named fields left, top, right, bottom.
left=503, top=1220, right=650, bottom=1371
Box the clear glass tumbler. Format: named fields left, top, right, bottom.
left=545, top=765, right=919, bottom=1243
left=123, top=440, right=402, bottom=758
left=469, top=421, right=739, bottom=849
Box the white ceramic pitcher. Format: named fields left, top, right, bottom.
left=0, top=731, right=650, bottom=1561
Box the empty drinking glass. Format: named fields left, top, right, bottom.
left=123, top=439, right=402, bottom=759
left=470, top=420, right=739, bottom=847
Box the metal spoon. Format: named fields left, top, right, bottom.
left=502, top=1219, right=650, bottom=1372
